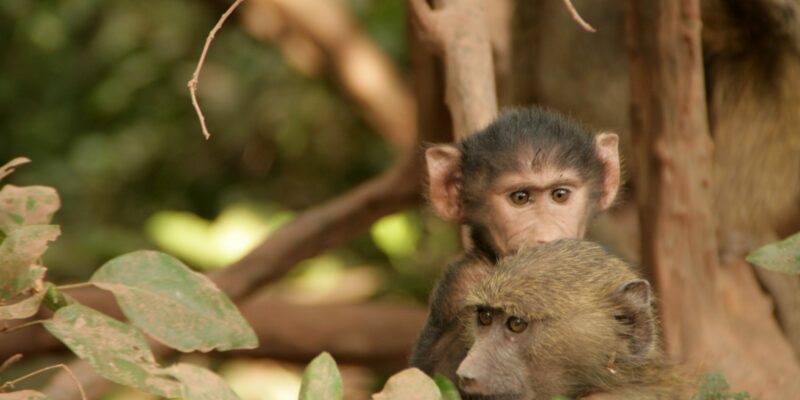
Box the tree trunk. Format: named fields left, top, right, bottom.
left=625, top=1, right=800, bottom=397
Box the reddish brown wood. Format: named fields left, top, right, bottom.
left=625, top=1, right=800, bottom=397
left=408, top=0, right=498, bottom=138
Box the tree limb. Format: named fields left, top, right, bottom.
left=625, top=1, right=800, bottom=397
left=407, top=0, right=497, bottom=139
left=40, top=5, right=452, bottom=399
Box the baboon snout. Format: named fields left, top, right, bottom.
left=456, top=356, right=484, bottom=394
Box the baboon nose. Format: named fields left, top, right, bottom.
left=458, top=375, right=477, bottom=390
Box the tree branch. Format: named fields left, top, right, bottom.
left=39, top=5, right=453, bottom=399
left=211, top=153, right=423, bottom=300
left=407, top=0, right=497, bottom=139
left=625, top=0, right=800, bottom=397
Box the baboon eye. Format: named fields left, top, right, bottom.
left=506, top=317, right=528, bottom=333
left=509, top=190, right=530, bottom=206
left=551, top=188, right=571, bottom=203
left=477, top=309, right=493, bottom=326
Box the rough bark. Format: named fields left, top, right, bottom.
left=625, top=1, right=800, bottom=397
left=408, top=0, right=498, bottom=138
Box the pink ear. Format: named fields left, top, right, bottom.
left=595, top=133, right=620, bottom=210
left=425, top=145, right=463, bottom=220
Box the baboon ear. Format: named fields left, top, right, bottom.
left=426, top=145, right=464, bottom=221
left=614, top=279, right=655, bottom=358
left=595, top=133, right=620, bottom=210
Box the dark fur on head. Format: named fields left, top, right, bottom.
left=459, top=108, right=605, bottom=209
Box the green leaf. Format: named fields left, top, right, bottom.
left=168, top=363, right=241, bottom=400
left=434, top=375, right=461, bottom=400
left=372, top=368, right=442, bottom=400
left=0, top=157, right=31, bottom=182
left=0, top=283, right=51, bottom=320
left=0, top=185, right=60, bottom=233
left=0, top=390, right=49, bottom=400
left=43, top=304, right=182, bottom=398
left=746, top=232, right=800, bottom=274
left=42, top=284, right=71, bottom=311
left=370, top=213, right=420, bottom=259
left=90, top=250, right=257, bottom=352
left=299, top=352, right=343, bottom=400
left=0, top=225, right=59, bottom=299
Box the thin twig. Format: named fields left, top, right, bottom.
left=561, top=0, right=596, bottom=32
left=0, top=320, right=46, bottom=335
left=2, top=364, right=87, bottom=400
left=187, top=0, right=246, bottom=140
left=0, top=354, right=22, bottom=375
left=55, top=282, right=93, bottom=291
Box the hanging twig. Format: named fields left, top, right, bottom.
left=561, top=0, right=595, bottom=32
left=2, top=363, right=87, bottom=400
left=187, top=0, right=246, bottom=140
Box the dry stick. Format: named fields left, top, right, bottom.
left=2, top=364, right=87, bottom=400
left=0, top=354, right=23, bottom=375
left=0, top=319, right=45, bottom=335
left=561, top=0, right=596, bottom=32
left=187, top=0, right=246, bottom=140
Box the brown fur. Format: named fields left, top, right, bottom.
left=410, top=108, right=622, bottom=377
left=458, top=240, right=685, bottom=399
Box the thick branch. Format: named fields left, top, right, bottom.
left=40, top=8, right=452, bottom=399
left=625, top=1, right=800, bottom=397
left=408, top=0, right=497, bottom=138
left=211, top=153, right=422, bottom=300
left=242, top=0, right=417, bottom=151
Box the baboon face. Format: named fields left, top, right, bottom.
left=425, top=108, right=620, bottom=260
left=456, top=240, right=657, bottom=400
left=456, top=307, right=534, bottom=398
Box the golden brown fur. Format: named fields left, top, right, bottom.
left=459, top=240, right=686, bottom=399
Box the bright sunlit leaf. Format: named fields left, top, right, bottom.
left=370, top=213, right=420, bottom=260
left=145, top=204, right=292, bottom=269
left=221, top=360, right=302, bottom=400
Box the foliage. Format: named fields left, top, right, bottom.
left=0, top=0, right=403, bottom=282
left=692, top=372, right=750, bottom=400
left=0, top=158, right=253, bottom=399
left=298, top=352, right=343, bottom=400
left=746, top=232, right=800, bottom=274
left=299, top=352, right=460, bottom=400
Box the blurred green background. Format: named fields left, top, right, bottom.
left=1, top=1, right=459, bottom=397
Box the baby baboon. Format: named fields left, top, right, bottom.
left=457, top=239, right=684, bottom=399
left=411, top=108, right=621, bottom=377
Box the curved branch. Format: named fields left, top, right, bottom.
left=211, top=152, right=423, bottom=300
